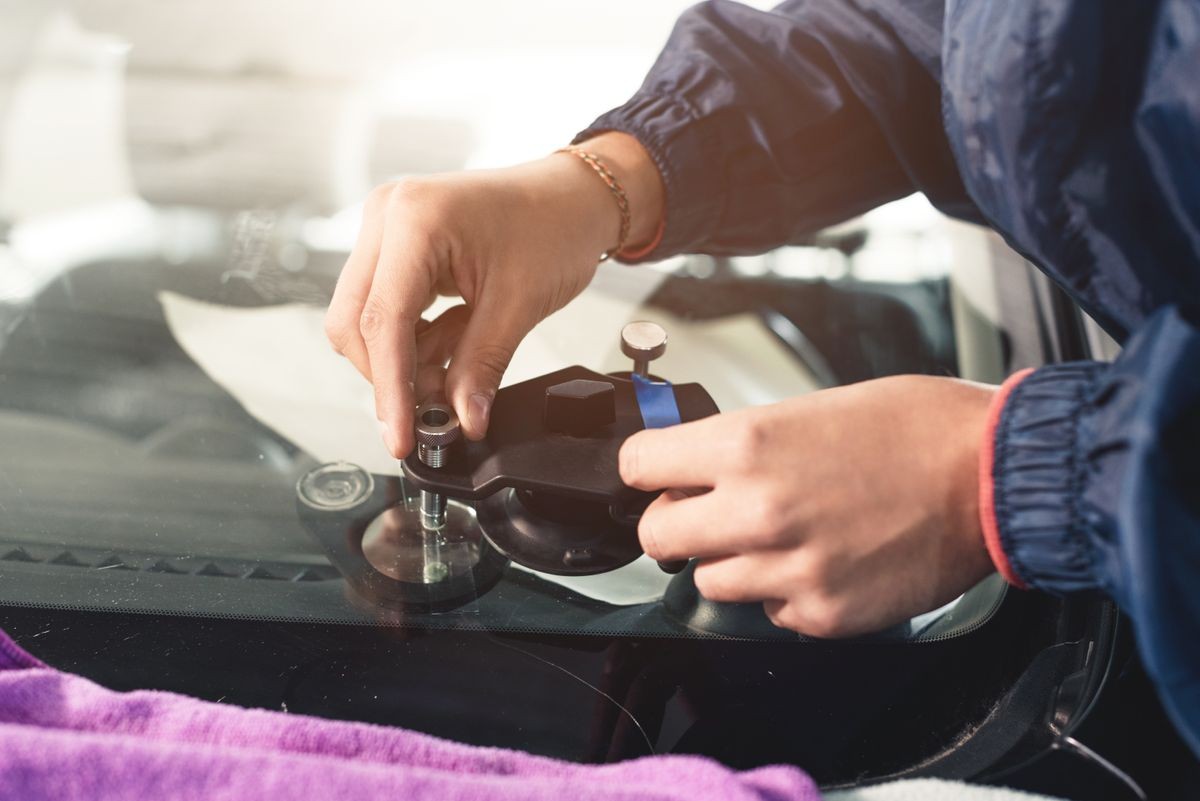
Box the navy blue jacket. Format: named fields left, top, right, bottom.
left=577, top=0, right=1200, bottom=754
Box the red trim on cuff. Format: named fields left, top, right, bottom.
left=616, top=217, right=665, bottom=262
left=979, top=367, right=1035, bottom=589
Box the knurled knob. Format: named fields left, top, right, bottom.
left=414, top=402, right=460, bottom=467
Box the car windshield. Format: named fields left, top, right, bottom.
left=0, top=3, right=1015, bottom=642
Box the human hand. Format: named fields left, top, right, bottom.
left=619, top=375, right=998, bottom=637
left=324, top=134, right=664, bottom=458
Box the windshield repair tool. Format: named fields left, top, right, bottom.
left=404, top=322, right=718, bottom=576
left=298, top=321, right=715, bottom=609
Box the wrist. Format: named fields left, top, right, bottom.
left=517, top=155, right=626, bottom=266
left=568, top=132, right=665, bottom=254
left=946, top=380, right=1002, bottom=584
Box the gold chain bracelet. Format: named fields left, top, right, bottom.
left=557, top=146, right=632, bottom=262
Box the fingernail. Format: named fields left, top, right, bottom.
left=468, top=392, right=492, bottom=435
left=379, top=420, right=399, bottom=457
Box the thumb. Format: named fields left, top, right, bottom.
left=444, top=296, right=534, bottom=440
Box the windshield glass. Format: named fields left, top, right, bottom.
left=0, top=3, right=1014, bottom=642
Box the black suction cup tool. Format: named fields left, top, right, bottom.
left=402, top=351, right=720, bottom=578
left=477, top=488, right=642, bottom=576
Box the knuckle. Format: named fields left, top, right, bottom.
left=470, top=342, right=516, bottom=381
left=749, top=491, right=790, bottom=547
left=765, top=595, right=851, bottom=639
left=789, top=552, right=823, bottom=591
left=386, top=177, right=421, bottom=205
left=324, top=311, right=355, bottom=354
left=743, top=495, right=786, bottom=548
left=728, top=417, right=769, bottom=474
left=373, top=181, right=441, bottom=249
left=800, top=596, right=851, bottom=639
left=637, top=514, right=666, bottom=561
left=387, top=177, right=444, bottom=219
left=764, top=601, right=796, bottom=632
left=693, top=564, right=733, bottom=602
left=366, top=182, right=395, bottom=209
left=358, top=296, right=394, bottom=342
left=742, top=507, right=773, bottom=545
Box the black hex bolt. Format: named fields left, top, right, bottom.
left=544, top=379, right=616, bottom=436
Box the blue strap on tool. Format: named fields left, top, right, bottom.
left=631, top=373, right=682, bottom=429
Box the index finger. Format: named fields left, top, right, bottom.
left=325, top=186, right=390, bottom=381
left=361, top=225, right=437, bottom=458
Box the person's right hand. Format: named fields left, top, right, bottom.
left=324, top=134, right=663, bottom=458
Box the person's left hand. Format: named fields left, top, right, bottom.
left=619, top=375, right=999, bottom=638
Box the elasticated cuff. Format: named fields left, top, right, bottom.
left=987, top=362, right=1108, bottom=593
left=980, top=368, right=1034, bottom=588
left=573, top=92, right=723, bottom=264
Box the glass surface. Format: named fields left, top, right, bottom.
left=0, top=3, right=1015, bottom=642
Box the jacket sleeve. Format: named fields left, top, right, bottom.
left=573, top=0, right=981, bottom=262
left=983, top=305, right=1200, bottom=756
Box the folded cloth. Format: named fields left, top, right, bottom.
left=0, top=628, right=819, bottom=801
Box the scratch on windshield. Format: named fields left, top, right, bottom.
left=490, top=636, right=656, bottom=755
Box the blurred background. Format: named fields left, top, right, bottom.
left=0, top=0, right=986, bottom=296
left=0, top=0, right=1013, bottom=404
left=2, top=1, right=766, bottom=265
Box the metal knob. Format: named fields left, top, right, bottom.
left=620, top=321, right=668, bottom=377
left=414, top=402, right=460, bottom=468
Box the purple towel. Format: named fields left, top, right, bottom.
left=0, top=628, right=820, bottom=801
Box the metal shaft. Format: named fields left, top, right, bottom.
left=419, top=487, right=447, bottom=530
left=413, top=403, right=460, bottom=584
left=417, top=446, right=448, bottom=583
left=418, top=489, right=447, bottom=583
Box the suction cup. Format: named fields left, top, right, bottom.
left=359, top=500, right=498, bottom=602
left=662, top=561, right=798, bottom=639
left=476, top=489, right=642, bottom=576
left=298, top=465, right=507, bottom=612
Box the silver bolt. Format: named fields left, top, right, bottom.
left=414, top=402, right=460, bottom=531
left=620, top=321, right=668, bottom=377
